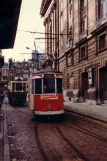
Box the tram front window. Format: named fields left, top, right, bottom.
left=35, top=79, right=42, bottom=94
left=57, top=78, right=62, bottom=93
left=16, top=83, right=22, bottom=91
left=43, top=78, right=55, bottom=93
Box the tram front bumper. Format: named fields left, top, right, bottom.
left=34, top=110, right=64, bottom=115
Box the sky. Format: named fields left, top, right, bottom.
left=2, top=0, right=45, bottom=63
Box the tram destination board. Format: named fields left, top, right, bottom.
left=44, top=73, right=54, bottom=78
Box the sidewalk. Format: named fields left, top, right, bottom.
left=64, top=101, right=107, bottom=123
left=0, top=102, right=10, bottom=161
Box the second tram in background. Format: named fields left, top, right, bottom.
left=7, top=77, right=27, bottom=105
left=28, top=69, right=64, bottom=117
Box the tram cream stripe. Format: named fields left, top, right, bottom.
left=34, top=110, right=64, bottom=115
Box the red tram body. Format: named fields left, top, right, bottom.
left=28, top=69, right=64, bottom=116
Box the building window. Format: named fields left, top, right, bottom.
left=60, top=1, right=64, bottom=32
left=79, top=45, right=87, bottom=61
left=98, top=0, right=107, bottom=20
left=66, top=51, right=74, bottom=67
left=81, top=0, right=87, bottom=10
left=69, top=0, right=72, bottom=17
left=3, top=76, right=5, bottom=80
left=98, top=33, right=106, bottom=51
left=81, top=16, right=87, bottom=33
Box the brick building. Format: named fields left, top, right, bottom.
left=40, top=0, right=107, bottom=105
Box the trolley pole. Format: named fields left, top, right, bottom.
left=34, top=40, right=39, bottom=70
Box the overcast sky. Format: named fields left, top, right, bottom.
left=2, top=0, right=45, bottom=62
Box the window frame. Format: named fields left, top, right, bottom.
left=81, top=16, right=87, bottom=34
left=66, top=50, right=74, bottom=67
left=98, top=32, right=107, bottom=52
left=80, top=0, right=87, bottom=11
left=97, top=0, right=107, bottom=20
left=79, top=44, right=88, bottom=61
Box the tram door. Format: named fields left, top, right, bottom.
left=28, top=77, right=34, bottom=110
left=30, top=78, right=34, bottom=110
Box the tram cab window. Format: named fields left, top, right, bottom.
left=57, top=78, right=62, bottom=94
left=16, top=83, right=22, bottom=91
left=35, top=79, right=42, bottom=94
left=43, top=78, right=55, bottom=93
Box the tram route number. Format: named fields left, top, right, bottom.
left=44, top=74, right=54, bottom=78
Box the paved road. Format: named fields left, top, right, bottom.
left=1, top=103, right=107, bottom=161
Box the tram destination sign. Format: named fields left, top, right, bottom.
left=44, top=73, right=54, bottom=78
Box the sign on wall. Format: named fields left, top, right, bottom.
left=88, top=68, right=94, bottom=85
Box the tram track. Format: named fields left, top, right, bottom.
left=35, top=121, right=91, bottom=161
left=65, top=110, right=107, bottom=124
left=35, top=122, right=49, bottom=161
left=66, top=111, right=107, bottom=132
left=34, top=122, right=64, bottom=161
left=60, top=122, right=107, bottom=143
left=55, top=124, right=90, bottom=161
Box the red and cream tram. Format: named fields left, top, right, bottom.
left=28, top=69, right=64, bottom=116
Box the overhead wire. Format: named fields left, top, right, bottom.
left=17, top=0, right=107, bottom=56
left=18, top=0, right=106, bottom=37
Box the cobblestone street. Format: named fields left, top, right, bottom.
left=0, top=103, right=106, bottom=161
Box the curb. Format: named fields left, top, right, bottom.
left=3, top=103, right=10, bottom=161
left=65, top=109, right=107, bottom=124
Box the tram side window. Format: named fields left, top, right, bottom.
left=57, top=78, right=62, bottom=94
left=23, top=83, right=26, bottom=92
left=43, top=78, right=55, bottom=93
left=35, top=79, right=42, bottom=94
left=16, top=83, right=22, bottom=91
left=12, top=83, right=15, bottom=92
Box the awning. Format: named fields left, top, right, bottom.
left=0, top=0, right=22, bottom=49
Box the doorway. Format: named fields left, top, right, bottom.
left=81, top=72, right=88, bottom=100
left=100, top=67, right=107, bottom=101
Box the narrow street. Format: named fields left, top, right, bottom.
left=3, top=103, right=107, bottom=161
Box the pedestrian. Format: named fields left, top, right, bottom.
left=0, top=90, right=4, bottom=108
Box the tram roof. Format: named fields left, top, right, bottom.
left=34, top=68, right=62, bottom=74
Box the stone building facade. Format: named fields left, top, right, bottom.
left=40, top=0, right=107, bottom=105
left=8, top=60, right=38, bottom=81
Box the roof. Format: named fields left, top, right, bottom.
left=0, top=0, right=22, bottom=49
left=40, top=0, right=51, bottom=17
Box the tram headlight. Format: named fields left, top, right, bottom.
left=48, top=105, right=52, bottom=110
